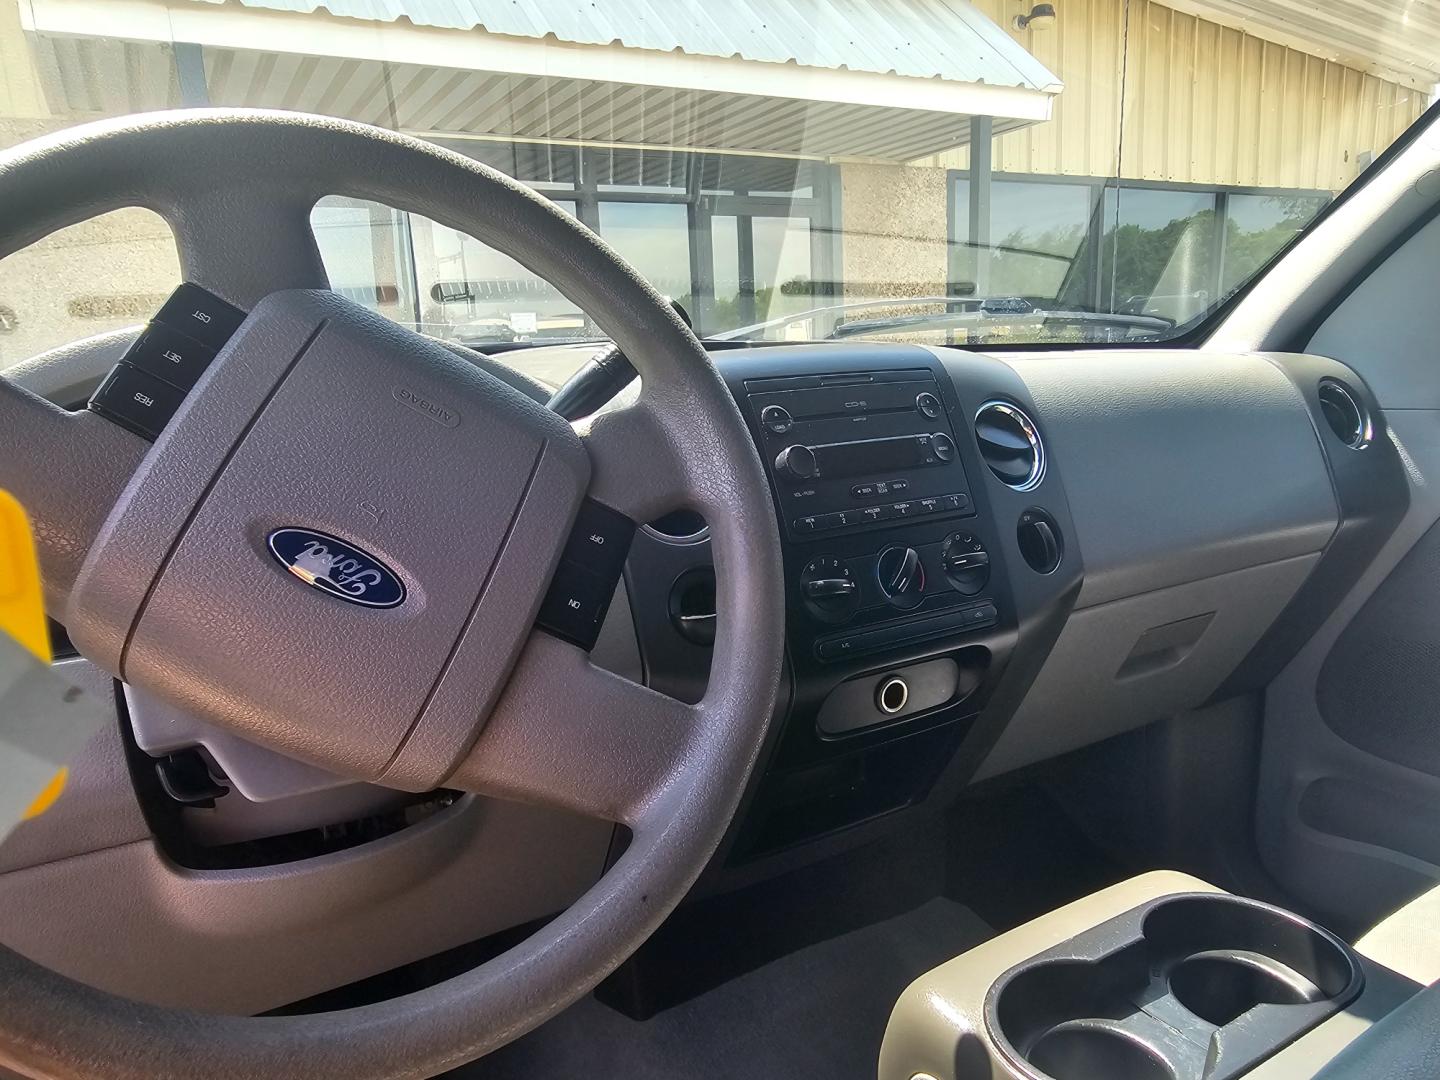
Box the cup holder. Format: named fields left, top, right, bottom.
left=1027, top=1022, right=1174, bottom=1080
left=987, top=893, right=1363, bottom=1080
left=1167, top=951, right=1323, bottom=1027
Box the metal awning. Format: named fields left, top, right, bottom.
left=21, top=0, right=1063, bottom=161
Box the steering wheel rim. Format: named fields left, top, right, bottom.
left=0, top=111, right=784, bottom=1079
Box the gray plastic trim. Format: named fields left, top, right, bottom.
left=1001, top=351, right=1338, bottom=610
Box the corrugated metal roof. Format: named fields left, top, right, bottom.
left=30, top=34, right=1027, bottom=159
left=190, top=0, right=1061, bottom=91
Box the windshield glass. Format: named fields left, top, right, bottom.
left=1, top=0, right=1436, bottom=385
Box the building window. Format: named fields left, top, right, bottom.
left=948, top=173, right=1329, bottom=333
left=309, top=142, right=840, bottom=379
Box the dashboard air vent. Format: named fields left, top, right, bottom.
left=1317, top=379, right=1371, bottom=450
left=974, top=401, right=1045, bottom=490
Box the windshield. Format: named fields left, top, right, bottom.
left=1, top=1, right=1436, bottom=386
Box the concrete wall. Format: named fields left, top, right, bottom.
left=838, top=164, right=950, bottom=305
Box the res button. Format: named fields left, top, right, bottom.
left=88, top=364, right=186, bottom=440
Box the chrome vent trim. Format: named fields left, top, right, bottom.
left=1317, top=379, right=1372, bottom=451
left=974, top=400, right=1046, bottom=491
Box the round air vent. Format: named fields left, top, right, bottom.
left=1317, top=379, right=1371, bottom=450
left=975, top=401, right=1046, bottom=490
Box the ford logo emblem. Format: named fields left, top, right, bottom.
left=266, top=528, right=406, bottom=609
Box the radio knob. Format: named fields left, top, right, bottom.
left=775, top=444, right=819, bottom=480
left=876, top=545, right=926, bottom=609
left=800, top=556, right=860, bottom=624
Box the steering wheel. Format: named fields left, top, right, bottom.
left=0, top=112, right=784, bottom=1078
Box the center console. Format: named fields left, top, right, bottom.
left=620, top=342, right=1081, bottom=867
left=880, top=872, right=1419, bottom=1080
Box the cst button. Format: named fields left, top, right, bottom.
left=155, top=283, right=245, bottom=351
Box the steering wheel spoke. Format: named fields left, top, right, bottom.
left=169, top=186, right=330, bottom=310
left=0, top=378, right=146, bottom=610
left=576, top=396, right=693, bottom=524
left=450, top=631, right=701, bottom=829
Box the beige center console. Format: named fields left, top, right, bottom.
left=880, top=872, right=1423, bottom=1080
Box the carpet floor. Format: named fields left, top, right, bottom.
left=457, top=897, right=992, bottom=1080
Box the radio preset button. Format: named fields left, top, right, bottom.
left=794, top=515, right=822, bottom=533
left=889, top=501, right=916, bottom=518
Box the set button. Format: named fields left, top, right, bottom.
left=123, top=321, right=215, bottom=391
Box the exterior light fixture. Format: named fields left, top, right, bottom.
left=1013, top=3, right=1058, bottom=30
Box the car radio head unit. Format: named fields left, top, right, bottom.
left=744, top=368, right=975, bottom=541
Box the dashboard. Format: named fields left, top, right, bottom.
left=617, top=341, right=1407, bottom=880
left=0, top=332, right=1411, bottom=1014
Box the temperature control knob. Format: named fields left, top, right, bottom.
left=774, top=444, right=819, bottom=480
left=875, top=545, right=925, bottom=609
left=800, top=556, right=860, bottom=624
left=941, top=532, right=990, bottom=595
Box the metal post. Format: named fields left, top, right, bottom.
left=967, top=115, right=993, bottom=298
left=174, top=43, right=209, bottom=107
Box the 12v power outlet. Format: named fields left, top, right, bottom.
left=876, top=675, right=910, bottom=715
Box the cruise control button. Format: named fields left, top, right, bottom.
left=123, top=321, right=215, bottom=391
left=88, top=364, right=186, bottom=440
left=155, top=283, right=245, bottom=351
left=537, top=561, right=610, bottom=648
left=561, top=499, right=635, bottom=579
